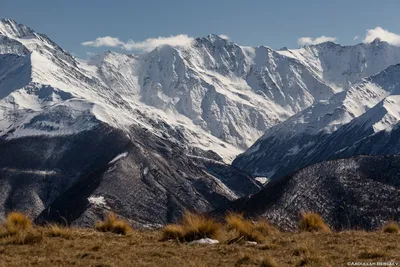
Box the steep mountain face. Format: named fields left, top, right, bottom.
left=89, top=37, right=400, bottom=156
left=278, top=39, right=400, bottom=88
left=90, top=35, right=337, bottom=154
left=234, top=64, right=400, bottom=180
left=218, top=155, right=400, bottom=231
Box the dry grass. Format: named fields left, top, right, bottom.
left=162, top=212, right=221, bottom=242
left=292, top=246, right=309, bottom=256
left=296, top=255, right=328, bottom=267
left=382, top=221, right=399, bottom=234
left=162, top=224, right=185, bottom=241
left=225, top=213, right=265, bottom=243
left=95, top=212, right=132, bottom=235
left=0, top=213, right=42, bottom=246
left=0, top=212, right=398, bottom=266
left=253, top=218, right=278, bottom=235
left=299, top=212, right=331, bottom=233
left=3, top=212, right=31, bottom=232
left=260, top=256, right=278, bottom=267
left=358, top=249, right=386, bottom=259
left=236, top=253, right=252, bottom=265
left=0, top=212, right=33, bottom=241
left=0, top=228, right=399, bottom=266
left=6, top=229, right=43, bottom=245
left=46, top=224, right=72, bottom=239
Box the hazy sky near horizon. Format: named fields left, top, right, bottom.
left=1, top=0, right=400, bottom=58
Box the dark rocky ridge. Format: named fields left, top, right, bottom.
left=0, top=122, right=260, bottom=227
left=215, top=155, right=400, bottom=231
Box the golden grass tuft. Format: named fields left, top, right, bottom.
left=225, top=213, right=264, bottom=243
left=181, top=212, right=221, bottom=241
left=0, top=212, right=32, bottom=239
left=382, top=221, right=399, bottom=234
left=161, top=224, right=185, bottom=241
left=4, top=212, right=32, bottom=232
left=95, top=212, right=132, bottom=235
left=161, top=212, right=221, bottom=242
left=299, top=212, right=331, bottom=233
left=46, top=224, right=72, bottom=239
left=253, top=218, right=278, bottom=235
left=260, top=256, right=278, bottom=267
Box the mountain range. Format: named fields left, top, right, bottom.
left=0, top=18, right=399, bottom=228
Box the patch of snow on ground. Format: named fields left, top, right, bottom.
left=286, top=145, right=300, bottom=156
left=254, top=177, right=269, bottom=184
left=0, top=168, right=58, bottom=176
left=187, top=238, right=219, bottom=245
left=109, top=152, right=128, bottom=164
left=88, top=196, right=107, bottom=207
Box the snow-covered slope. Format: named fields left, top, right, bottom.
left=278, top=39, right=400, bottom=88
left=234, top=63, right=400, bottom=179
left=3, top=19, right=400, bottom=163
left=0, top=20, right=338, bottom=162
left=89, top=35, right=337, bottom=154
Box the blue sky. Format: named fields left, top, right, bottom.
left=1, top=0, right=400, bottom=58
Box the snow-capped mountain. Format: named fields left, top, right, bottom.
left=0, top=19, right=263, bottom=225
left=278, top=39, right=400, bottom=88
left=234, top=63, right=400, bottom=179
left=2, top=18, right=400, bottom=226
left=0, top=19, right=340, bottom=162
left=86, top=35, right=338, bottom=156
left=2, top=19, right=400, bottom=162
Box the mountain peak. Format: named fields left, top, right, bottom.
left=0, top=18, right=35, bottom=39
left=0, top=18, right=16, bottom=24
left=372, top=37, right=382, bottom=43
left=207, top=33, right=225, bottom=40
left=196, top=34, right=231, bottom=45
left=370, top=37, right=390, bottom=47
left=311, top=41, right=339, bottom=48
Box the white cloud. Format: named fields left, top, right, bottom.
left=363, top=27, right=400, bottom=46
left=81, top=34, right=194, bottom=52
left=353, top=36, right=359, bottom=41
left=218, top=34, right=230, bottom=40
left=81, top=36, right=124, bottom=48
left=297, top=35, right=337, bottom=46
left=122, top=34, right=194, bottom=51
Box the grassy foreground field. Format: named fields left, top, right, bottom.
left=0, top=227, right=399, bottom=267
